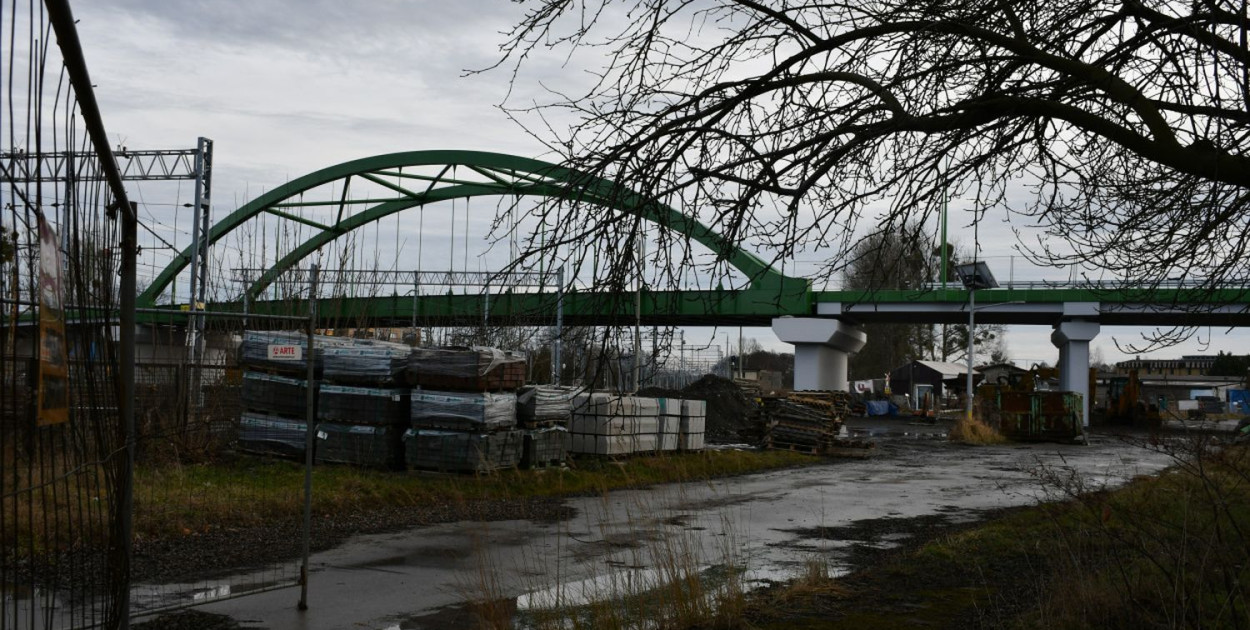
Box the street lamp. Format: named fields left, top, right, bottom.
left=955, top=261, right=999, bottom=422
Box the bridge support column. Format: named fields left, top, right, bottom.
left=1051, top=320, right=1100, bottom=427
left=772, top=317, right=867, bottom=392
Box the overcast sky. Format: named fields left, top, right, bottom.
left=66, top=1, right=1249, bottom=369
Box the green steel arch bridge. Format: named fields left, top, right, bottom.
left=135, top=150, right=1250, bottom=421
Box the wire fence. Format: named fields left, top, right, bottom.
left=1, top=0, right=133, bottom=627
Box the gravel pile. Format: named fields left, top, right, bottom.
left=641, top=375, right=759, bottom=443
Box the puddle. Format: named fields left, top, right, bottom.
left=123, top=558, right=301, bottom=619
left=850, top=427, right=948, bottom=439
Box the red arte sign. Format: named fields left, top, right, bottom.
left=267, top=344, right=302, bottom=361
left=37, top=215, right=68, bottom=426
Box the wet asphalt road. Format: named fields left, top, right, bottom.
left=141, top=425, right=1172, bottom=629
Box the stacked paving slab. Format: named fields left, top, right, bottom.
left=238, top=331, right=416, bottom=468
left=315, top=341, right=412, bottom=469
left=516, top=385, right=578, bottom=468
left=236, top=331, right=708, bottom=470
left=405, top=347, right=526, bottom=473
left=237, top=331, right=334, bottom=459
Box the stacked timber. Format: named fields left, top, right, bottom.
left=757, top=391, right=874, bottom=456
left=759, top=398, right=837, bottom=452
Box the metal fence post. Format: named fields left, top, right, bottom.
left=118, top=201, right=137, bottom=628
left=299, top=264, right=319, bottom=611
left=553, top=268, right=563, bottom=385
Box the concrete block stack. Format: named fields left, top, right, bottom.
left=656, top=398, right=682, bottom=452
left=404, top=347, right=527, bottom=472
left=679, top=399, right=707, bottom=451
left=516, top=385, right=578, bottom=468
left=567, top=394, right=663, bottom=456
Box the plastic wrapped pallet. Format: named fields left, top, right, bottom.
left=316, top=423, right=402, bottom=469
left=521, top=426, right=567, bottom=468
left=403, top=429, right=523, bottom=473
left=406, top=346, right=526, bottom=390
left=679, top=399, right=707, bottom=451
left=241, top=371, right=310, bottom=418
left=410, top=390, right=517, bottom=431
left=321, top=342, right=411, bottom=385
left=238, top=412, right=319, bottom=458
left=318, top=384, right=408, bottom=426
left=239, top=330, right=349, bottom=375
left=516, top=385, right=580, bottom=427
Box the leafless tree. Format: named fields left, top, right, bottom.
left=493, top=0, right=1250, bottom=349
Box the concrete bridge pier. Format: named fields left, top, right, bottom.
left=772, top=317, right=867, bottom=392
left=1051, top=319, right=1100, bottom=427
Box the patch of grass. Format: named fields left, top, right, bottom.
left=741, top=439, right=1250, bottom=629
left=131, top=449, right=817, bottom=541
left=949, top=414, right=1006, bottom=445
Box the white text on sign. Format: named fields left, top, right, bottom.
left=267, top=344, right=303, bottom=361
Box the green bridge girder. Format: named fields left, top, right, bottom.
left=131, top=149, right=1250, bottom=329
left=137, top=150, right=811, bottom=313
left=132, top=286, right=1250, bottom=329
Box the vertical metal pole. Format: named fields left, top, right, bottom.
left=411, top=275, right=418, bottom=336
left=193, top=138, right=213, bottom=310
left=186, top=138, right=206, bottom=328
left=966, top=288, right=975, bottom=423
left=483, top=283, right=490, bottom=335
left=118, top=202, right=137, bottom=628
left=553, top=268, right=563, bottom=385
left=185, top=138, right=212, bottom=421
left=941, top=156, right=949, bottom=290
left=633, top=236, right=642, bottom=393
left=299, top=264, right=319, bottom=611
left=678, top=331, right=685, bottom=387
left=738, top=326, right=744, bottom=379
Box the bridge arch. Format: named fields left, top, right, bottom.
left=137, top=150, right=802, bottom=307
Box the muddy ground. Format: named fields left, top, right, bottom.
left=130, top=422, right=1168, bottom=629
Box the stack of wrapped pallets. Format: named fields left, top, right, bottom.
left=237, top=331, right=329, bottom=458
left=516, top=385, right=578, bottom=468
left=404, top=347, right=527, bottom=473
left=315, top=339, right=412, bottom=469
